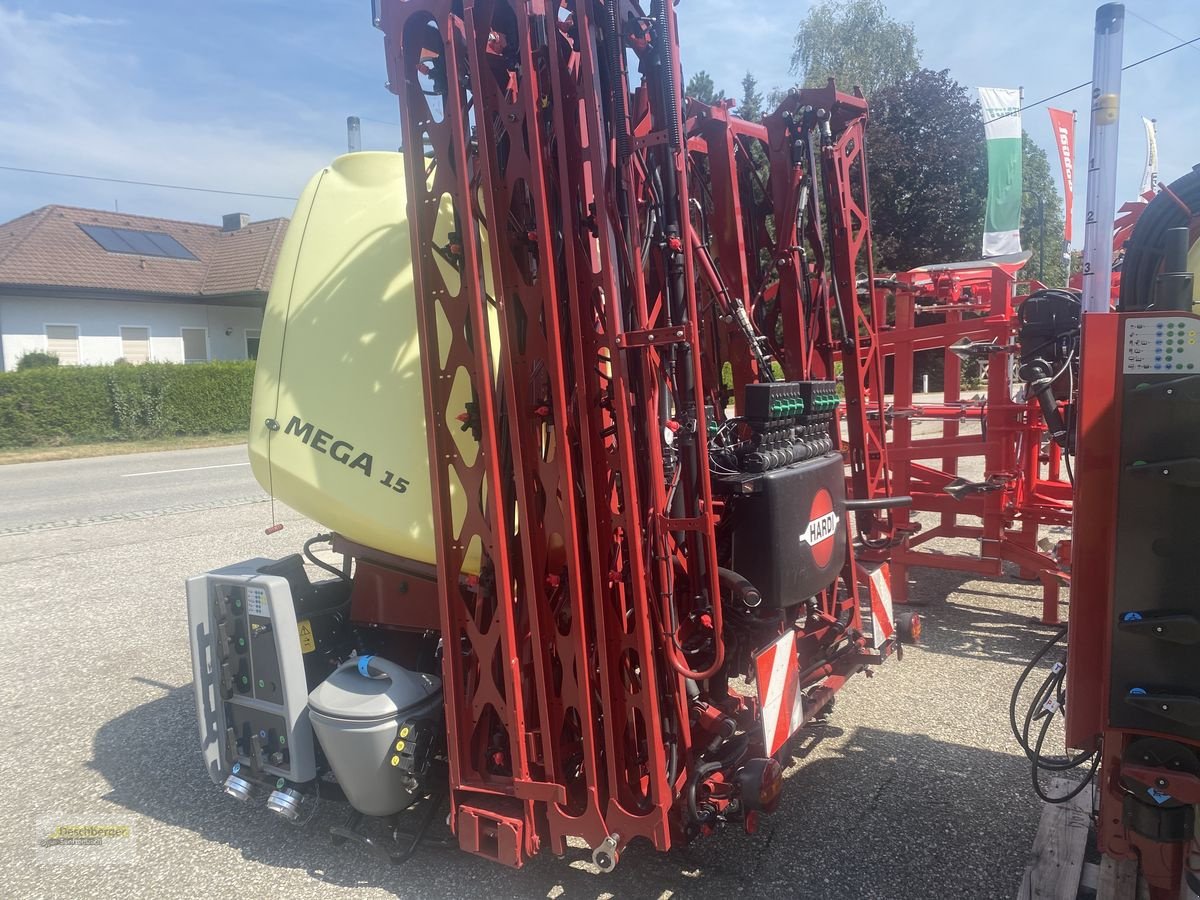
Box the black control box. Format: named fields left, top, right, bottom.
left=729, top=451, right=846, bottom=606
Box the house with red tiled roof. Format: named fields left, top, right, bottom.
left=0, top=205, right=288, bottom=371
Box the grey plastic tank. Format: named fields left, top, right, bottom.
left=307, top=656, right=442, bottom=817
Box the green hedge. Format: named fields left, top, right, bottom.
left=0, top=361, right=255, bottom=448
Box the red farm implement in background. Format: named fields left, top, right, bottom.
left=872, top=257, right=1075, bottom=624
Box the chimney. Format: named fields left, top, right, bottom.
left=222, top=213, right=250, bottom=232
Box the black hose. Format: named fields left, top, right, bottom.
left=1119, top=167, right=1200, bottom=311
left=1009, top=625, right=1100, bottom=802
left=1008, top=626, right=1065, bottom=750
left=686, top=759, right=724, bottom=825
left=1032, top=713, right=1101, bottom=804
left=717, top=567, right=761, bottom=608
left=304, top=533, right=349, bottom=581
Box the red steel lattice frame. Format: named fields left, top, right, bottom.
left=379, top=0, right=901, bottom=867
left=875, top=261, right=1072, bottom=624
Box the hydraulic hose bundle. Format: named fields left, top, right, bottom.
left=1010, top=627, right=1099, bottom=803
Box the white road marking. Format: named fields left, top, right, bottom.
left=120, top=462, right=250, bottom=478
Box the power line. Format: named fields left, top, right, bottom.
left=984, top=31, right=1200, bottom=124
left=358, top=115, right=400, bottom=127
left=1126, top=9, right=1200, bottom=56
left=0, top=163, right=298, bottom=201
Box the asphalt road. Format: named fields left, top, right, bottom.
left=0, top=445, right=1060, bottom=899
left=0, top=444, right=261, bottom=533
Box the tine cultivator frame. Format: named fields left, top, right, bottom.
left=873, top=262, right=1072, bottom=623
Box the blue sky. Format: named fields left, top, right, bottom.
left=0, top=0, right=1196, bottom=255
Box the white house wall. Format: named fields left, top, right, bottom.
left=0, top=295, right=263, bottom=371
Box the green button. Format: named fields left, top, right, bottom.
left=257, top=678, right=266, bottom=688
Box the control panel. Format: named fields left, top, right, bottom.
left=1122, top=316, right=1200, bottom=373
left=187, top=560, right=317, bottom=784
left=1110, top=312, right=1200, bottom=741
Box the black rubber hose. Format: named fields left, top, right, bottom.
left=1008, top=627, right=1066, bottom=749
left=717, top=567, right=762, bottom=608
left=304, top=533, right=348, bottom=581
left=686, top=759, right=724, bottom=825
left=1119, top=166, right=1200, bottom=310
left=1032, top=710, right=1100, bottom=804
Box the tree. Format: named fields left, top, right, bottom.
left=1019, top=132, right=1068, bottom=286
left=791, top=0, right=920, bottom=98
left=685, top=70, right=724, bottom=105
left=867, top=68, right=987, bottom=272
left=738, top=71, right=764, bottom=122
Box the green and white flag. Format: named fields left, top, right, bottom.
left=978, top=87, right=1023, bottom=257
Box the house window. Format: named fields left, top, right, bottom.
left=245, top=329, right=261, bottom=361
left=181, top=327, right=208, bottom=363
left=120, top=327, right=151, bottom=364
left=45, top=324, right=80, bottom=365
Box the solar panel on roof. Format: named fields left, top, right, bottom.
left=78, top=224, right=198, bottom=260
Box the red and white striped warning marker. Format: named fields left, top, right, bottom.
left=754, top=631, right=804, bottom=756
left=858, top=562, right=895, bottom=649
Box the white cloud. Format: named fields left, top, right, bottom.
left=0, top=5, right=338, bottom=224
left=48, top=12, right=125, bottom=28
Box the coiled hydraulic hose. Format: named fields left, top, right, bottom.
left=1119, top=167, right=1200, bottom=310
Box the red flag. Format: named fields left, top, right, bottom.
left=1048, top=108, right=1076, bottom=242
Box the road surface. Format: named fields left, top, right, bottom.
left=0, top=444, right=261, bottom=533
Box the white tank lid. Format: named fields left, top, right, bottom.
left=308, top=656, right=441, bottom=722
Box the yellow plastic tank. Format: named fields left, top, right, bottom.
left=249, top=151, right=481, bottom=567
